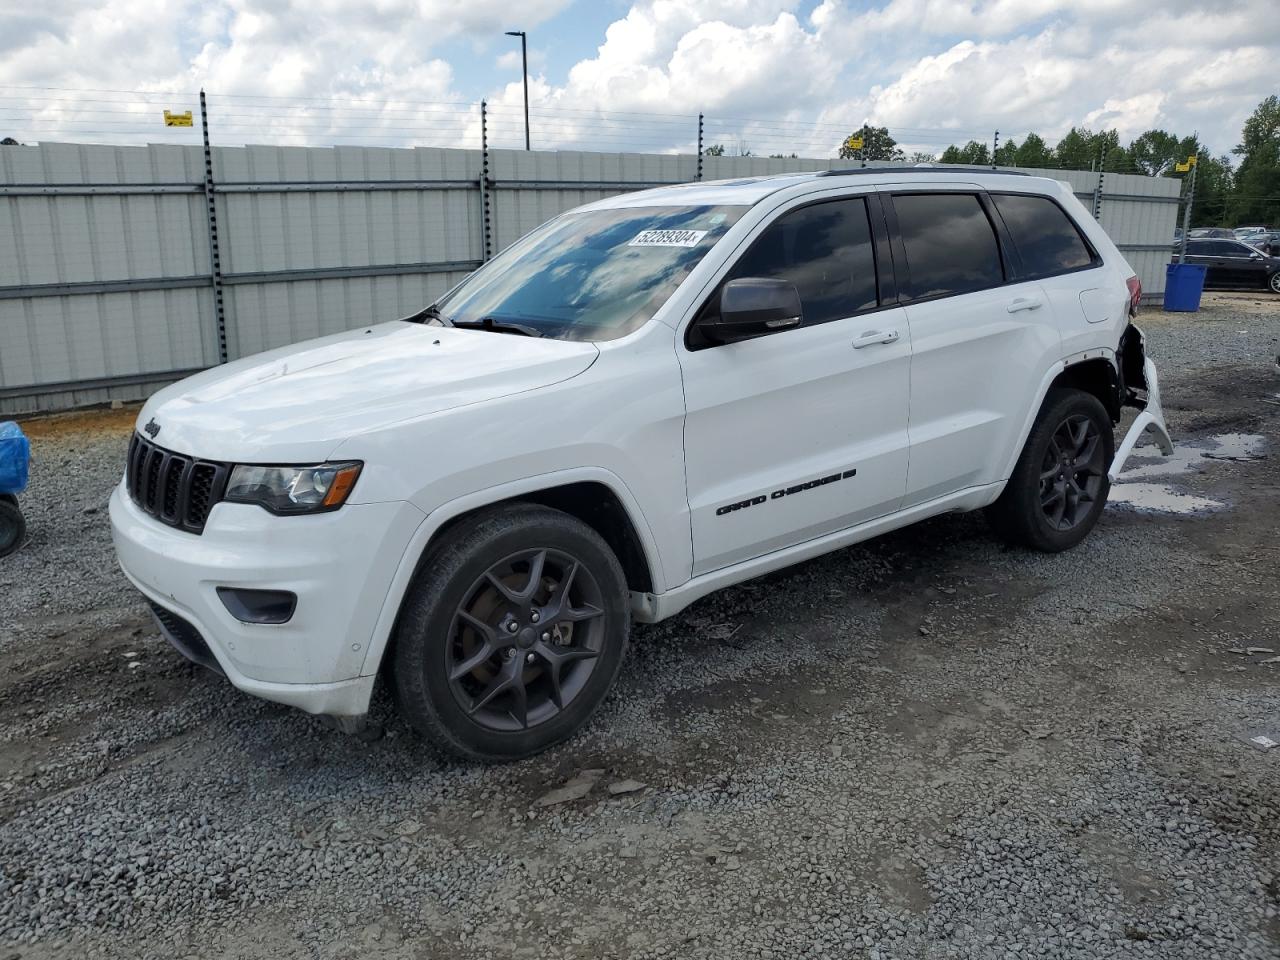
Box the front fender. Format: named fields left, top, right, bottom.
left=354, top=466, right=667, bottom=678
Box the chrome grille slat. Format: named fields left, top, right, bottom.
left=125, top=433, right=228, bottom=535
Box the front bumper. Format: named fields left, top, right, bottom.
left=110, top=482, right=425, bottom=716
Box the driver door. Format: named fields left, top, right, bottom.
left=677, top=194, right=912, bottom=576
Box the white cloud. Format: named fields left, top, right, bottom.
left=1, top=0, right=1277, bottom=160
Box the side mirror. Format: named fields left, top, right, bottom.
left=1251, top=252, right=1263, bottom=260
left=704, top=278, right=803, bottom=343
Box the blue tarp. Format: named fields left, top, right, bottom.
left=0, top=422, right=30, bottom=494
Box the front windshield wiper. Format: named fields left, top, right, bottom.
left=451, top=317, right=544, bottom=338
left=401, top=303, right=452, bottom=325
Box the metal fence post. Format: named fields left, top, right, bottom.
left=480, top=100, right=493, bottom=262
left=696, top=113, right=703, bottom=181
left=1178, top=157, right=1197, bottom=264
left=992, top=130, right=999, bottom=169
left=198, top=90, right=228, bottom=364
left=1092, top=148, right=1107, bottom=220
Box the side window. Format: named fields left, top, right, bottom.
left=892, top=193, right=1004, bottom=299
left=723, top=197, right=878, bottom=326
left=1217, top=241, right=1251, bottom=258
left=1184, top=240, right=1211, bottom=257
left=991, top=192, right=1097, bottom=278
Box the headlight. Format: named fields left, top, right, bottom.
left=224, top=462, right=363, bottom=515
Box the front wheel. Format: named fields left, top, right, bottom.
left=392, top=503, right=630, bottom=761
left=1269, top=271, right=1280, bottom=294
left=986, top=388, right=1115, bottom=552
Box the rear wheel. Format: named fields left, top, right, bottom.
left=986, top=389, right=1114, bottom=552
left=392, top=503, right=629, bottom=761
left=1269, top=271, right=1280, bottom=294
left=0, top=499, right=25, bottom=558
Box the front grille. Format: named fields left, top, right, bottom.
left=126, top=434, right=230, bottom=535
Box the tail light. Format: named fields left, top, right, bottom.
left=1126, top=275, right=1142, bottom=316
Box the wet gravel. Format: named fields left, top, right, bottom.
left=1, top=298, right=1279, bottom=959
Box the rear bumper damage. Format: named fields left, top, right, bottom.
left=1109, top=325, right=1173, bottom=482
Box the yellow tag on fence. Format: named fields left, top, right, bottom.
left=163, top=110, right=193, bottom=127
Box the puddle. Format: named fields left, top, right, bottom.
left=1108, top=433, right=1266, bottom=516
left=1107, top=483, right=1226, bottom=515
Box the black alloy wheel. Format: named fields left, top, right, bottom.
left=392, top=503, right=629, bottom=761
left=446, top=547, right=606, bottom=732
left=1039, top=414, right=1106, bottom=531
left=985, top=388, right=1114, bottom=553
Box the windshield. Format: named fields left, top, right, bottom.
left=430, top=204, right=747, bottom=341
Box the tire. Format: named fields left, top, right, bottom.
left=985, top=388, right=1115, bottom=552
left=0, top=499, right=26, bottom=558
left=1269, top=271, right=1280, bottom=295
left=392, top=503, right=630, bottom=762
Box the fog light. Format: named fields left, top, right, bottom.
left=217, top=587, right=297, bottom=625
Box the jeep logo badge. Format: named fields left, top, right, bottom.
left=143, top=418, right=161, bottom=438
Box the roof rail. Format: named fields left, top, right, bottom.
left=817, top=166, right=1030, bottom=178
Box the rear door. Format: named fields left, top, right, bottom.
left=1185, top=240, right=1233, bottom=287
left=987, top=191, right=1107, bottom=359
left=883, top=188, right=1064, bottom=505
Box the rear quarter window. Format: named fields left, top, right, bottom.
left=892, top=192, right=1004, bottom=300
left=991, top=192, right=1097, bottom=279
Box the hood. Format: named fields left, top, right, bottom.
left=138, top=322, right=599, bottom=463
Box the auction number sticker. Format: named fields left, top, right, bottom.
left=628, top=229, right=708, bottom=248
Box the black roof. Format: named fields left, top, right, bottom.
left=818, top=166, right=1030, bottom=178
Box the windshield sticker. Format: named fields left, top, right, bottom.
left=628, top=229, right=708, bottom=248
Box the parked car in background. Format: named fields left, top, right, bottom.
left=1243, top=231, right=1280, bottom=256
left=1189, top=227, right=1236, bottom=240
left=1234, top=225, right=1271, bottom=238
left=1178, top=238, right=1280, bottom=293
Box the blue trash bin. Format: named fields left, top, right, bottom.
left=0, top=421, right=30, bottom=495
left=1163, top=262, right=1207, bottom=312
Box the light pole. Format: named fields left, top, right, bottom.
left=505, top=30, right=530, bottom=150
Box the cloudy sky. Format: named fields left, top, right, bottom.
left=1, top=0, right=1277, bottom=160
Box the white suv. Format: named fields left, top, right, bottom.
left=110, top=169, right=1172, bottom=760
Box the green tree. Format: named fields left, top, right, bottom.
left=838, top=125, right=904, bottom=161
left=907, top=151, right=936, bottom=163
left=993, top=137, right=1019, bottom=167
left=1128, top=129, right=1182, bottom=176
left=1012, top=133, right=1053, bottom=168
left=1051, top=127, right=1119, bottom=170
left=1, top=137, right=20, bottom=146
left=1231, top=95, right=1280, bottom=226
left=703, top=143, right=726, bottom=156
left=939, top=140, right=990, bottom=165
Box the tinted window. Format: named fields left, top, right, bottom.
left=893, top=193, right=1004, bottom=299
left=1184, top=240, right=1213, bottom=256
left=992, top=193, right=1095, bottom=278
left=725, top=197, right=878, bottom=326
left=1215, top=241, right=1253, bottom=257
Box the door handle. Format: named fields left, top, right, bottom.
left=1006, top=297, right=1043, bottom=313
left=852, top=329, right=899, bottom=349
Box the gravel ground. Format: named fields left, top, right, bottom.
left=1, top=292, right=1279, bottom=960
